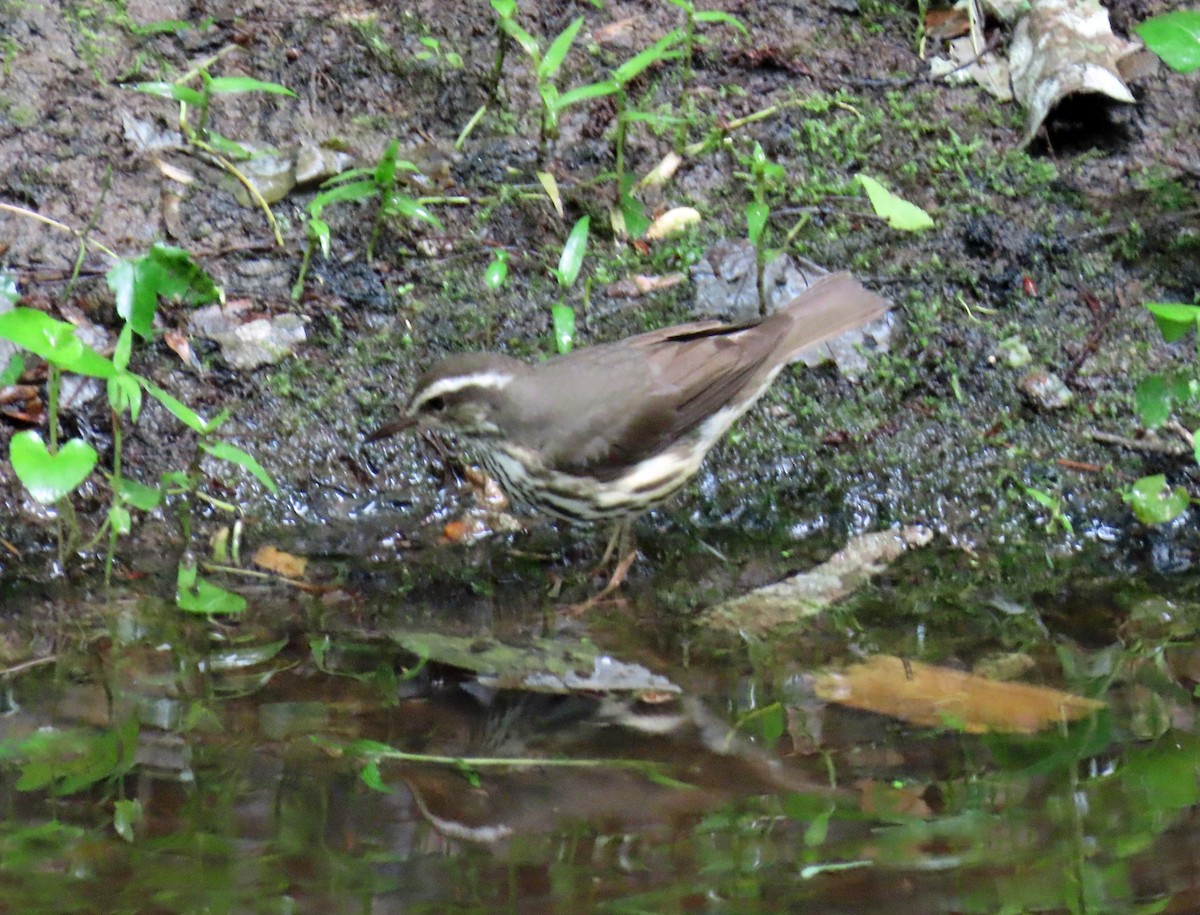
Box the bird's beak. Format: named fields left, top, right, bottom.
left=364, top=414, right=417, bottom=443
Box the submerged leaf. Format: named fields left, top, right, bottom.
left=811, top=655, right=1104, bottom=734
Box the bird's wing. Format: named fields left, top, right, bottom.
left=508, top=320, right=781, bottom=480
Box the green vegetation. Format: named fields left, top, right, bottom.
left=0, top=249, right=275, bottom=613
left=1125, top=301, right=1200, bottom=525
left=1135, top=11, right=1200, bottom=74
left=132, top=68, right=297, bottom=245
left=292, top=139, right=445, bottom=299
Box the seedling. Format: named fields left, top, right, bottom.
left=606, top=31, right=684, bottom=236
left=743, top=142, right=786, bottom=315
left=499, top=13, right=616, bottom=164
left=292, top=140, right=444, bottom=299
left=1126, top=300, right=1200, bottom=525
left=549, top=215, right=589, bottom=354
left=0, top=245, right=276, bottom=610
left=666, top=0, right=747, bottom=82
left=132, top=68, right=297, bottom=245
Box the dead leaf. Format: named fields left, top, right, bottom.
left=812, top=655, right=1104, bottom=734
left=925, top=7, right=970, bottom=40
left=640, top=151, right=683, bottom=189
left=605, top=273, right=687, bottom=298
left=252, top=545, right=308, bottom=579
left=163, top=330, right=197, bottom=368
left=154, top=159, right=195, bottom=185
left=593, top=16, right=644, bottom=47
left=1009, top=0, right=1139, bottom=147
left=645, top=206, right=701, bottom=240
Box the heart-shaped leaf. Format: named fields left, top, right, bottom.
left=10, top=431, right=98, bottom=503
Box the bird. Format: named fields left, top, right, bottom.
left=369, top=271, right=888, bottom=568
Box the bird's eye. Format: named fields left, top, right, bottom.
left=424, top=396, right=446, bottom=412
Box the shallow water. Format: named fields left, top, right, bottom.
left=1, top=537, right=1198, bottom=914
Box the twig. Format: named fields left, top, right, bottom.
left=0, top=202, right=118, bottom=260
left=0, top=655, right=57, bottom=678
left=1088, top=428, right=1191, bottom=457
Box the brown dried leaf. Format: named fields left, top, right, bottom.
left=812, top=655, right=1104, bottom=735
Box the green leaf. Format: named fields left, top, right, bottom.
left=309, top=217, right=331, bottom=257
left=203, top=131, right=251, bottom=159
left=1146, top=302, right=1200, bottom=342
left=0, top=308, right=115, bottom=377
left=109, top=504, right=132, bottom=536
left=746, top=200, right=769, bottom=245
left=10, top=432, right=98, bottom=503
left=695, top=10, right=749, bottom=35
left=0, top=352, right=24, bottom=386
left=307, top=180, right=378, bottom=218
left=552, top=215, right=590, bottom=289
left=115, top=477, right=163, bottom=511
left=132, top=81, right=205, bottom=106
left=1135, top=374, right=1172, bottom=428
left=484, top=250, right=509, bottom=289
left=539, top=16, right=584, bottom=80
left=199, top=440, right=279, bottom=493
left=490, top=0, right=517, bottom=18
left=375, top=139, right=401, bottom=189
left=107, top=372, right=143, bottom=422
left=205, top=76, right=297, bottom=97
left=858, top=174, right=935, bottom=231
left=141, top=381, right=210, bottom=433
left=176, top=562, right=247, bottom=614
left=619, top=181, right=650, bottom=239
left=1135, top=11, right=1200, bottom=74
left=360, top=759, right=390, bottom=793
left=551, top=303, right=575, bottom=355
left=614, top=31, right=682, bottom=84
left=113, top=798, right=142, bottom=843
left=113, top=324, right=133, bottom=372
left=499, top=16, right=541, bottom=62
left=381, top=194, right=444, bottom=230
left=551, top=80, right=618, bottom=113
left=107, top=244, right=221, bottom=339
left=1124, top=474, right=1190, bottom=525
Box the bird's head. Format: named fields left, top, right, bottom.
left=368, top=353, right=525, bottom=443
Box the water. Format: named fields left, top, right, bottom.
left=1, top=538, right=1198, bottom=913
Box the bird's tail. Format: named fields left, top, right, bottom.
left=777, top=271, right=890, bottom=360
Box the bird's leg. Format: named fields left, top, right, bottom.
left=593, top=518, right=637, bottom=574
left=567, top=536, right=638, bottom=616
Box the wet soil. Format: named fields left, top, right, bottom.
left=0, top=0, right=1197, bottom=575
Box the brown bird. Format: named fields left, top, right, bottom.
left=370, top=271, right=888, bottom=562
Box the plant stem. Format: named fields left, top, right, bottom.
left=105, top=408, right=123, bottom=589
left=488, top=27, right=509, bottom=102
left=614, top=88, right=628, bottom=203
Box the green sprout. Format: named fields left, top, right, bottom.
left=0, top=244, right=276, bottom=611
left=743, top=142, right=785, bottom=316
left=132, top=68, right=297, bottom=245
left=1125, top=300, right=1200, bottom=525
left=549, top=215, right=590, bottom=354
left=292, top=140, right=444, bottom=299
left=499, top=13, right=616, bottom=164
left=666, top=0, right=746, bottom=82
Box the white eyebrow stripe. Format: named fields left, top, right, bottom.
left=413, top=371, right=515, bottom=408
